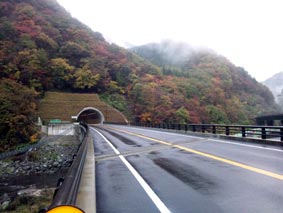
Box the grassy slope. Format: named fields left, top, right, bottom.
left=38, top=92, right=127, bottom=123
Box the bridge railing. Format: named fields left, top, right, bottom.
left=134, top=123, right=283, bottom=142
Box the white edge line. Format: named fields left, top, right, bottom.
left=91, top=127, right=171, bottom=213
left=208, top=139, right=283, bottom=153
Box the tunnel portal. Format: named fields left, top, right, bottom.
left=77, top=107, right=105, bottom=124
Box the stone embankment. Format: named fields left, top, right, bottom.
left=0, top=135, right=79, bottom=178
left=0, top=135, right=81, bottom=212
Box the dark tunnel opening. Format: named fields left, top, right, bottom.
left=77, top=108, right=104, bottom=124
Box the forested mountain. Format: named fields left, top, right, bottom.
left=0, top=0, right=160, bottom=150
left=130, top=41, right=278, bottom=123
left=0, top=0, right=279, bottom=150
left=0, top=0, right=160, bottom=93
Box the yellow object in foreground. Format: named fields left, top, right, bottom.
left=47, top=205, right=85, bottom=213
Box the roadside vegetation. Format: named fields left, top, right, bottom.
left=0, top=79, right=38, bottom=152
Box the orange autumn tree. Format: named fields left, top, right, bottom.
left=0, top=79, right=38, bottom=152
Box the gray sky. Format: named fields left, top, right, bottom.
left=57, top=0, right=283, bottom=81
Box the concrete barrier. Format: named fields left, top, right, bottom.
left=46, top=123, right=75, bottom=135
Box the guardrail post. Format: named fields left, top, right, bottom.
left=261, top=127, right=267, bottom=139
left=242, top=127, right=246, bottom=137
left=185, top=124, right=188, bottom=132
left=280, top=128, right=283, bottom=142
left=225, top=126, right=230, bottom=136
left=212, top=125, right=216, bottom=134
left=192, top=125, right=196, bottom=132
left=201, top=125, right=205, bottom=133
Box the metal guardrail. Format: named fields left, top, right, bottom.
left=41, top=123, right=89, bottom=212
left=134, top=123, right=283, bottom=142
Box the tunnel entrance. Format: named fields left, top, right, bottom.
left=77, top=107, right=105, bottom=124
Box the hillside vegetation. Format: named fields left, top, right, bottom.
left=0, top=0, right=160, bottom=93
left=0, top=0, right=279, bottom=150
left=130, top=41, right=278, bottom=123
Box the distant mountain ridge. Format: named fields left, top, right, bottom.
left=130, top=40, right=209, bottom=67
left=263, top=72, right=283, bottom=107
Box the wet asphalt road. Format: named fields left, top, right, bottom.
left=91, top=125, right=283, bottom=213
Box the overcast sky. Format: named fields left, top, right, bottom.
left=57, top=0, right=283, bottom=81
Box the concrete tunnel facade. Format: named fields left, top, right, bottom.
left=76, top=107, right=105, bottom=124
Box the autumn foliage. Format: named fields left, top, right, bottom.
left=130, top=42, right=278, bottom=124
left=0, top=79, right=38, bottom=152
left=0, top=0, right=279, bottom=150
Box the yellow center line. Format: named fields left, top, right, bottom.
left=105, top=126, right=172, bottom=145
left=104, top=126, right=283, bottom=180
left=173, top=145, right=283, bottom=180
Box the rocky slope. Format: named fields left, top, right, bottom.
left=0, top=134, right=80, bottom=212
